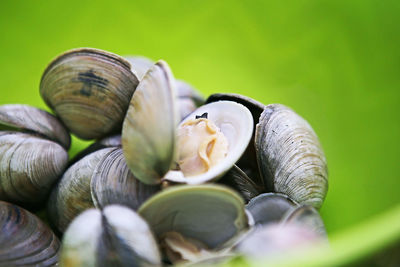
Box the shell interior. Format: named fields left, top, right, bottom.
left=164, top=100, right=254, bottom=185
left=138, top=184, right=249, bottom=250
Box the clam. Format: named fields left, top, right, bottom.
left=40, top=48, right=139, bottom=140
left=255, top=104, right=328, bottom=209
left=138, top=184, right=250, bottom=264
left=122, top=61, right=253, bottom=186
left=206, top=93, right=265, bottom=190
left=0, top=104, right=69, bottom=208
left=48, top=146, right=159, bottom=233
left=60, top=205, right=161, bottom=266
left=0, top=201, right=60, bottom=266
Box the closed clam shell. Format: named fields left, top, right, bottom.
left=255, top=104, right=328, bottom=209
left=122, top=60, right=178, bottom=185
left=60, top=205, right=161, bottom=266
left=0, top=201, right=60, bottom=266
left=47, top=148, right=111, bottom=233
left=91, top=147, right=160, bottom=210
left=245, top=193, right=299, bottom=226
left=40, top=48, right=139, bottom=140
left=0, top=104, right=70, bottom=149
left=48, top=147, right=159, bottom=233
left=138, top=184, right=249, bottom=250
left=0, top=132, right=68, bottom=207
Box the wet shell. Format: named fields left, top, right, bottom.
left=0, top=201, right=60, bottom=266
left=40, top=48, right=139, bottom=140
left=0, top=132, right=68, bottom=207
left=255, top=104, right=328, bottom=209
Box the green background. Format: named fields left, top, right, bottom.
left=1, top=0, right=399, bottom=264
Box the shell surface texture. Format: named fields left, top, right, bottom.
left=0, top=201, right=60, bottom=266
left=255, top=104, right=328, bottom=209
left=0, top=104, right=69, bottom=208
left=40, top=48, right=139, bottom=140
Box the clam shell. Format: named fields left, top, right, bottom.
left=164, top=101, right=253, bottom=185
left=0, top=104, right=70, bottom=149
left=0, top=132, right=68, bottom=207
left=47, top=147, right=110, bottom=233
left=40, top=48, right=139, bottom=140
left=245, top=193, right=299, bottom=226
left=255, top=104, right=328, bottom=209
left=0, top=201, right=60, bottom=266
left=91, top=147, right=160, bottom=210
left=138, top=184, right=249, bottom=250
left=122, top=60, right=178, bottom=185
left=206, top=93, right=265, bottom=189
left=60, top=205, right=161, bottom=266
left=48, top=147, right=159, bottom=233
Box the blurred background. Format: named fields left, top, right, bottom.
left=0, top=0, right=399, bottom=246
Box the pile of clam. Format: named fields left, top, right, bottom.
left=0, top=48, right=328, bottom=266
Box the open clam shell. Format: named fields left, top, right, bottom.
left=91, top=148, right=160, bottom=211
left=138, top=184, right=249, bottom=257
left=122, top=60, right=178, bottom=185
left=164, top=100, right=254, bottom=185
left=60, top=205, right=161, bottom=267
left=255, top=104, right=328, bottom=209
left=40, top=48, right=139, bottom=140
left=0, top=201, right=60, bottom=266
left=206, top=93, right=265, bottom=189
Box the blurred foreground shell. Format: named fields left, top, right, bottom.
left=40, top=48, right=139, bottom=140
left=0, top=105, right=69, bottom=207
left=48, top=147, right=159, bottom=233
left=0, top=201, right=60, bottom=266
left=60, top=205, right=161, bottom=267
left=255, top=104, right=328, bottom=209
